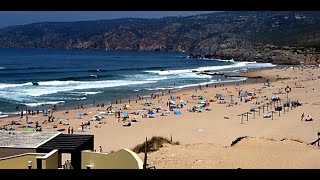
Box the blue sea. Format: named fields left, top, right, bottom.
left=0, top=48, right=275, bottom=115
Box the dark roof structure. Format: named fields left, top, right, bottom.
left=37, top=134, right=94, bottom=169
left=37, top=134, right=94, bottom=153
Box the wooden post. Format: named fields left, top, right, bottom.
left=241, top=114, right=244, bottom=124
left=253, top=110, right=255, bottom=119
left=143, top=137, right=148, bottom=169
left=267, top=104, right=269, bottom=111
left=272, top=111, right=274, bottom=120
left=318, top=132, right=320, bottom=147
left=263, top=105, right=265, bottom=113
left=279, top=109, right=281, bottom=116
left=259, top=107, right=261, bottom=116
left=246, top=112, right=249, bottom=121
left=283, top=106, right=285, bottom=114
left=170, top=134, right=172, bottom=142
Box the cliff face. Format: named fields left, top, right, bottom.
left=1, top=11, right=320, bottom=64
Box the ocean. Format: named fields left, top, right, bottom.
left=0, top=48, right=275, bottom=115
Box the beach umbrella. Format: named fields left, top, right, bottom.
left=123, top=112, right=128, bottom=117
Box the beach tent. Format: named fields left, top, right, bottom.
left=174, top=109, right=181, bottom=115
left=218, top=95, right=225, bottom=100
left=199, top=100, right=206, bottom=104
left=43, top=109, right=48, bottom=116
left=76, top=112, right=83, bottom=119
left=147, top=111, right=154, bottom=118
left=239, top=91, right=246, bottom=97
left=271, top=95, right=279, bottom=101
left=194, top=105, right=203, bottom=112
left=107, top=110, right=114, bottom=116
left=123, top=112, right=129, bottom=118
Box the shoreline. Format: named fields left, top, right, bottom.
left=1, top=66, right=277, bottom=119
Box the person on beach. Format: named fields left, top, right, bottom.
left=99, top=146, right=103, bottom=153
left=71, top=127, right=73, bottom=134
left=26, top=116, right=29, bottom=124
left=68, top=126, right=70, bottom=134
left=301, top=113, right=305, bottom=121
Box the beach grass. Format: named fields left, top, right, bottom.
left=132, top=136, right=180, bottom=153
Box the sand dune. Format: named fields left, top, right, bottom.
left=140, top=137, right=320, bottom=169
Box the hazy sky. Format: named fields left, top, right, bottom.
left=0, top=11, right=217, bottom=28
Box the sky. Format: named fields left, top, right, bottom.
left=0, top=11, right=218, bottom=28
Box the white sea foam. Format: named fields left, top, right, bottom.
left=202, top=58, right=235, bottom=62
left=75, top=91, right=103, bottom=95
left=145, top=77, right=168, bottom=81
left=24, top=101, right=65, bottom=107
left=146, top=87, right=175, bottom=91
left=177, top=73, right=212, bottom=79
left=145, top=61, right=275, bottom=76
left=0, top=80, right=157, bottom=99
left=0, top=82, right=32, bottom=89
left=0, top=67, right=5, bottom=70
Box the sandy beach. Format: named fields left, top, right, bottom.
left=1, top=66, right=320, bottom=168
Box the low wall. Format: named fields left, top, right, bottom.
left=38, top=149, right=59, bottom=169
left=81, top=149, right=143, bottom=169
left=0, top=148, right=36, bottom=158
left=0, top=153, right=45, bottom=169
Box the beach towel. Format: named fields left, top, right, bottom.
left=174, top=109, right=181, bottom=115
left=26, top=128, right=34, bottom=132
